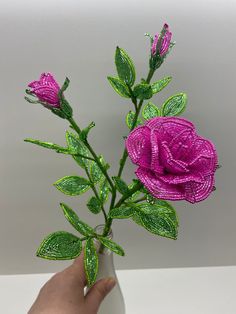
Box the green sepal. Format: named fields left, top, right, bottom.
left=51, top=108, right=67, bottom=119
left=161, top=93, right=187, bottom=117
left=107, top=76, right=131, bottom=98
left=60, top=203, right=95, bottom=236
left=99, top=179, right=110, bottom=203
left=98, top=236, right=125, bottom=256
left=126, top=111, right=142, bottom=129
left=36, top=231, right=82, bottom=260
left=79, top=122, right=95, bottom=142
left=24, top=96, right=41, bottom=104
left=24, top=138, right=69, bottom=154
left=109, top=205, right=134, bottom=219
left=133, top=202, right=178, bottom=239
left=142, top=102, right=160, bottom=120
left=59, top=77, right=70, bottom=95
left=151, top=76, right=172, bottom=94
left=133, top=83, right=153, bottom=100
left=84, top=238, right=98, bottom=287
left=54, top=176, right=91, bottom=196
left=87, top=197, right=102, bottom=214
left=60, top=99, right=73, bottom=119
left=112, top=176, right=129, bottom=195
left=115, top=47, right=136, bottom=86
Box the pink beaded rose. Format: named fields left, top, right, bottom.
left=28, top=73, right=60, bottom=108
left=126, top=117, right=217, bottom=203
left=151, top=23, right=172, bottom=57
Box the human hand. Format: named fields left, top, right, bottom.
left=28, top=253, right=116, bottom=314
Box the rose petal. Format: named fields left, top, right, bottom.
left=160, top=141, right=189, bottom=174
left=188, top=137, right=218, bottom=176
left=146, top=117, right=195, bottom=144
left=184, top=174, right=215, bottom=203
left=136, top=167, right=186, bottom=200
left=150, top=130, right=164, bottom=175
left=40, top=73, right=60, bottom=90
left=126, top=126, right=152, bottom=168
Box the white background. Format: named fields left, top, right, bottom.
left=0, top=0, right=235, bottom=274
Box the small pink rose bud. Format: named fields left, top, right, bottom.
left=151, top=23, right=172, bottom=57
left=28, top=73, right=60, bottom=108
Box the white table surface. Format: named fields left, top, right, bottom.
left=0, top=266, right=235, bottom=314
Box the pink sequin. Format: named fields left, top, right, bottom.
left=151, top=24, right=172, bottom=57
left=126, top=117, right=218, bottom=203
left=28, top=73, right=60, bottom=108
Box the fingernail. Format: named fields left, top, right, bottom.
left=106, top=277, right=116, bottom=291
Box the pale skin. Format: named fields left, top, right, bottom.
left=28, top=253, right=116, bottom=314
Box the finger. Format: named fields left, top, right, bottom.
left=85, top=277, right=116, bottom=312
left=61, top=252, right=87, bottom=287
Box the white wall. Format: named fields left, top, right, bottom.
left=0, top=0, right=235, bottom=274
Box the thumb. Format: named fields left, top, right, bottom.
left=85, top=277, right=116, bottom=312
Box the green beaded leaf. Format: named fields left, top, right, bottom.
left=151, top=76, right=172, bottom=94
left=126, top=111, right=142, bottom=129
left=162, top=93, right=187, bottom=117
left=98, top=236, right=125, bottom=256
left=142, top=102, right=160, bottom=120
left=107, top=76, right=131, bottom=98
left=87, top=197, right=102, bottom=214
left=134, top=203, right=178, bottom=239
left=115, top=47, right=136, bottom=86
left=66, top=131, right=90, bottom=169
left=24, top=138, right=69, bottom=154
left=36, top=231, right=82, bottom=260
left=154, top=199, right=179, bottom=227
left=99, top=179, right=110, bottom=203
left=84, top=238, right=98, bottom=287
left=54, top=176, right=91, bottom=196
left=90, top=161, right=103, bottom=183
left=133, top=83, right=153, bottom=100
left=60, top=203, right=94, bottom=236
left=112, top=176, right=129, bottom=195
left=109, top=205, right=134, bottom=219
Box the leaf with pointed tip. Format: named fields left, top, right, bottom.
left=133, top=203, right=178, bottom=239
left=98, top=236, right=125, bottom=256
left=87, top=197, right=102, bottom=214
left=115, top=47, right=136, bottom=86
left=107, top=77, right=131, bottom=98
left=84, top=238, right=98, bottom=287
left=151, top=76, right=172, bottom=94
left=36, top=231, right=82, bottom=260
left=60, top=203, right=94, bottom=236
left=54, top=176, right=91, bottom=196
left=142, top=102, right=160, bottom=120
left=24, top=138, right=69, bottom=153
left=126, top=111, right=142, bottom=129
left=162, top=93, right=187, bottom=117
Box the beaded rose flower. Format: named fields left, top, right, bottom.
left=28, top=73, right=60, bottom=108
left=126, top=117, right=217, bottom=203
